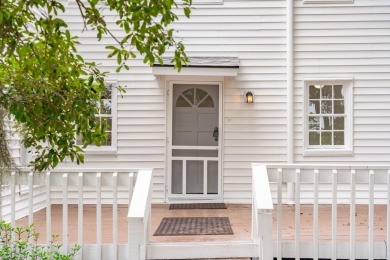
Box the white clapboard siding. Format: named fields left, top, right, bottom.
left=45, top=0, right=390, bottom=204
left=53, top=0, right=288, bottom=204
left=1, top=186, right=46, bottom=223
left=294, top=0, right=390, bottom=166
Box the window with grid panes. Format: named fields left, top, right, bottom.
left=304, top=80, right=352, bottom=154
left=76, top=82, right=117, bottom=152
left=308, top=84, right=345, bottom=147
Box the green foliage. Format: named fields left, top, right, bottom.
left=0, top=0, right=191, bottom=171
left=0, top=220, right=80, bottom=260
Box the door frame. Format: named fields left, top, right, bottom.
left=166, top=80, right=223, bottom=201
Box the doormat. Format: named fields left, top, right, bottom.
left=169, top=203, right=227, bottom=210
left=153, top=217, right=234, bottom=236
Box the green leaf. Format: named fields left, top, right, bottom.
left=117, top=53, right=122, bottom=64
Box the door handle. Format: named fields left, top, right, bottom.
left=213, top=127, right=219, bottom=142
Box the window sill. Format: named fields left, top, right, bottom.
left=303, top=149, right=353, bottom=157
left=303, top=0, right=353, bottom=4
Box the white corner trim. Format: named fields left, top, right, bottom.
left=152, top=67, right=238, bottom=77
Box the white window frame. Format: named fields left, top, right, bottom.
left=303, top=78, right=353, bottom=156
left=81, top=81, right=118, bottom=154
left=303, top=0, right=353, bottom=4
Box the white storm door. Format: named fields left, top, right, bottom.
left=169, top=83, right=221, bottom=198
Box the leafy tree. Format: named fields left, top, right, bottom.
left=0, top=0, right=191, bottom=171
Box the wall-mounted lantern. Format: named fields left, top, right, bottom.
left=245, top=91, right=254, bottom=103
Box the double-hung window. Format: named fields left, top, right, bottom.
left=304, top=79, right=353, bottom=155
left=77, top=82, right=117, bottom=153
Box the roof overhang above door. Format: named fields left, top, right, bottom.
left=152, top=56, right=239, bottom=77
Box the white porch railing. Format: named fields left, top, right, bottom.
left=252, top=164, right=390, bottom=260
left=0, top=168, right=153, bottom=260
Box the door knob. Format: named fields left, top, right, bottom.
left=213, top=127, right=219, bottom=142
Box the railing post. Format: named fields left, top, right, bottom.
left=128, top=169, right=153, bottom=260
left=257, top=209, right=273, bottom=260
left=252, top=164, right=274, bottom=260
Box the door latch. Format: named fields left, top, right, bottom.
left=213, top=127, right=219, bottom=142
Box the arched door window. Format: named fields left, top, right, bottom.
left=176, top=88, right=214, bottom=108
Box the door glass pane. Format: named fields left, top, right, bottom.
left=186, top=160, right=203, bottom=194
left=207, top=161, right=218, bottom=194
left=172, top=160, right=183, bottom=194
left=176, top=95, right=191, bottom=107
left=183, top=89, right=195, bottom=105
left=195, top=89, right=208, bottom=105
left=198, top=96, right=214, bottom=107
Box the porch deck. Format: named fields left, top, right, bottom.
left=15, top=203, right=387, bottom=244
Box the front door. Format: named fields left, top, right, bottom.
left=168, top=83, right=221, bottom=199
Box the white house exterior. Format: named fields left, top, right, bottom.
left=12, top=0, right=390, bottom=204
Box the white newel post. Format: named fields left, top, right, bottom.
left=128, top=169, right=153, bottom=260
left=252, top=164, right=274, bottom=260
left=258, top=209, right=273, bottom=260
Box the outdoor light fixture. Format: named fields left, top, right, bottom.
left=245, top=91, right=254, bottom=103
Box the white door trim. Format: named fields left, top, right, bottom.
left=166, top=80, right=223, bottom=201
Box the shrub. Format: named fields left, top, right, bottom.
left=0, top=220, right=80, bottom=259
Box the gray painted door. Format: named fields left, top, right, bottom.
left=171, top=84, right=219, bottom=195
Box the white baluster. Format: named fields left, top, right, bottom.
left=46, top=171, right=51, bottom=244
left=62, top=173, right=68, bottom=254
left=96, top=172, right=102, bottom=260
left=28, top=171, right=34, bottom=244
left=387, top=169, right=390, bottom=260
left=295, top=168, right=300, bottom=260
left=350, top=169, right=356, bottom=260
left=129, top=173, right=134, bottom=206
left=313, top=169, right=319, bottom=260
left=78, top=172, right=83, bottom=260
left=277, top=168, right=283, bottom=260
left=11, top=172, right=16, bottom=241
left=368, top=170, right=374, bottom=260
left=332, top=169, right=337, bottom=260
left=113, top=172, right=118, bottom=260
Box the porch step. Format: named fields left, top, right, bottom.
left=147, top=241, right=257, bottom=260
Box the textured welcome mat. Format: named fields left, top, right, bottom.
left=153, top=217, right=234, bottom=236
left=169, top=203, right=227, bottom=210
